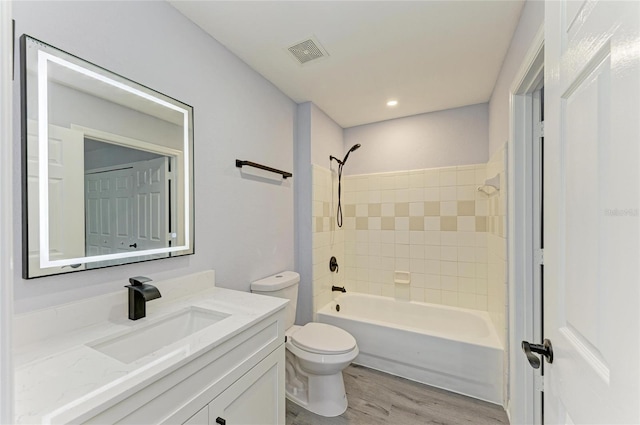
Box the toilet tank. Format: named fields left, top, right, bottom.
left=250, top=271, right=299, bottom=329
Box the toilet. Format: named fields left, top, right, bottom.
left=251, top=271, right=358, bottom=417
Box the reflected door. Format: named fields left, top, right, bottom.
left=26, top=121, right=85, bottom=277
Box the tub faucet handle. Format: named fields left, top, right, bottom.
left=329, top=256, right=339, bottom=273
left=332, top=285, right=346, bottom=293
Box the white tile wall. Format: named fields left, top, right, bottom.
left=340, top=164, right=491, bottom=311
left=311, top=165, right=345, bottom=318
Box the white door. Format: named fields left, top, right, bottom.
left=85, top=156, right=169, bottom=267
left=85, top=167, right=135, bottom=266
left=27, top=121, right=85, bottom=277
left=133, top=157, right=169, bottom=252
left=544, top=1, right=639, bottom=423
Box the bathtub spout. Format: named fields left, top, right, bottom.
left=332, top=285, right=346, bottom=293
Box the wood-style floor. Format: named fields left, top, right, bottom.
left=286, top=364, right=510, bottom=425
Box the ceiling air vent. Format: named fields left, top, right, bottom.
left=287, top=36, right=329, bottom=65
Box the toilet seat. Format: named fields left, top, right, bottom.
left=291, top=323, right=356, bottom=355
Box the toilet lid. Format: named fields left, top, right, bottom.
left=290, top=323, right=356, bottom=355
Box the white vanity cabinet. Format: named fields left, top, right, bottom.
left=80, top=311, right=285, bottom=425
left=184, top=347, right=284, bottom=425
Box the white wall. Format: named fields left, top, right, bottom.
left=343, top=103, right=489, bottom=175
left=12, top=1, right=296, bottom=313
left=488, top=0, right=544, bottom=156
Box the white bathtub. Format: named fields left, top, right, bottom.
left=317, top=293, right=503, bottom=404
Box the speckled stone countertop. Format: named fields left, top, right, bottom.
left=13, top=271, right=287, bottom=424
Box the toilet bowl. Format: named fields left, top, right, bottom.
left=251, top=271, right=359, bottom=417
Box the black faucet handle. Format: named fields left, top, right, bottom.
left=129, top=276, right=152, bottom=286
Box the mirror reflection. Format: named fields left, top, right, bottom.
left=22, top=35, right=194, bottom=278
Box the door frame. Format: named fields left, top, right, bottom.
left=507, top=25, right=544, bottom=425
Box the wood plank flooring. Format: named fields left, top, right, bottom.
left=286, top=364, right=510, bottom=425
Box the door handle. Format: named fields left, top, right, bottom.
left=215, top=418, right=226, bottom=425
left=521, top=339, right=553, bottom=369
left=129, top=243, right=137, bottom=248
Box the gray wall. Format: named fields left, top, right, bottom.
left=343, top=103, right=489, bottom=175
left=295, top=102, right=344, bottom=323
left=13, top=1, right=296, bottom=313
left=488, top=0, right=544, bottom=156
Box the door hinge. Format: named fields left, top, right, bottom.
left=534, top=248, right=544, bottom=265
left=535, top=374, right=544, bottom=392
left=534, top=121, right=545, bottom=139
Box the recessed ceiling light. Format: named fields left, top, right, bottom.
left=386, top=100, right=398, bottom=107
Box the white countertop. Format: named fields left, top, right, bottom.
left=13, top=271, right=287, bottom=424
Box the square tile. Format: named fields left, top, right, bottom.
left=381, top=230, right=395, bottom=243
left=381, top=217, right=395, bottom=230
left=381, top=203, right=395, bottom=216
left=368, top=217, right=381, bottom=230
left=441, top=260, right=457, bottom=276
left=409, top=171, right=424, bottom=188
left=441, top=275, right=458, bottom=291
left=440, top=186, right=457, bottom=201
left=441, top=231, right=458, bottom=246
left=424, top=201, right=440, bottom=216
left=395, top=217, right=410, bottom=231
left=369, top=190, right=382, bottom=203
left=424, top=170, right=439, bottom=187
left=425, top=274, right=441, bottom=289
left=410, top=217, right=424, bottom=231
left=410, top=258, right=425, bottom=273
left=424, top=289, right=442, bottom=303
left=381, top=190, right=395, bottom=203
left=410, top=231, right=425, bottom=245
left=458, top=216, right=476, bottom=232
left=409, top=188, right=424, bottom=202
left=396, top=230, right=410, bottom=244
left=424, top=217, right=440, bottom=231
left=457, top=200, right=475, bottom=216
left=440, top=170, right=457, bottom=186
left=425, top=231, right=441, bottom=246
left=441, top=201, right=458, bottom=216
left=425, top=259, right=441, bottom=274
left=424, top=245, right=441, bottom=260
left=441, top=291, right=459, bottom=307
left=344, top=204, right=356, bottom=217
left=410, top=245, right=425, bottom=259
left=368, top=203, right=381, bottom=217
left=356, top=204, right=368, bottom=217
left=441, top=246, right=458, bottom=261
left=356, top=217, right=368, bottom=230
left=424, top=187, right=440, bottom=201
left=440, top=216, right=457, bottom=231
left=457, top=169, right=476, bottom=185
left=396, top=244, right=410, bottom=258
left=395, top=189, right=409, bottom=202
left=457, top=185, right=476, bottom=201
left=410, top=202, right=424, bottom=216
left=395, top=202, right=410, bottom=216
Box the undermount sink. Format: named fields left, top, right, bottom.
left=88, top=307, right=230, bottom=363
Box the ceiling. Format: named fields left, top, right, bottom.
left=170, top=1, right=525, bottom=128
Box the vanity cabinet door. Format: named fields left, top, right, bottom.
left=183, top=406, right=208, bottom=425
left=209, top=345, right=284, bottom=425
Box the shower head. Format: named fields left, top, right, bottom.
left=341, top=144, right=361, bottom=165
left=329, top=144, right=361, bottom=166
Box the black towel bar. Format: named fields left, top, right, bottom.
left=235, top=160, right=292, bottom=179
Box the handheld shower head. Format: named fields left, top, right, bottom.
left=342, top=144, right=361, bottom=165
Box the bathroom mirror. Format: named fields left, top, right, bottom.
left=21, top=35, right=194, bottom=278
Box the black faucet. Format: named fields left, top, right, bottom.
left=125, top=276, right=161, bottom=320
left=332, top=285, right=346, bottom=293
